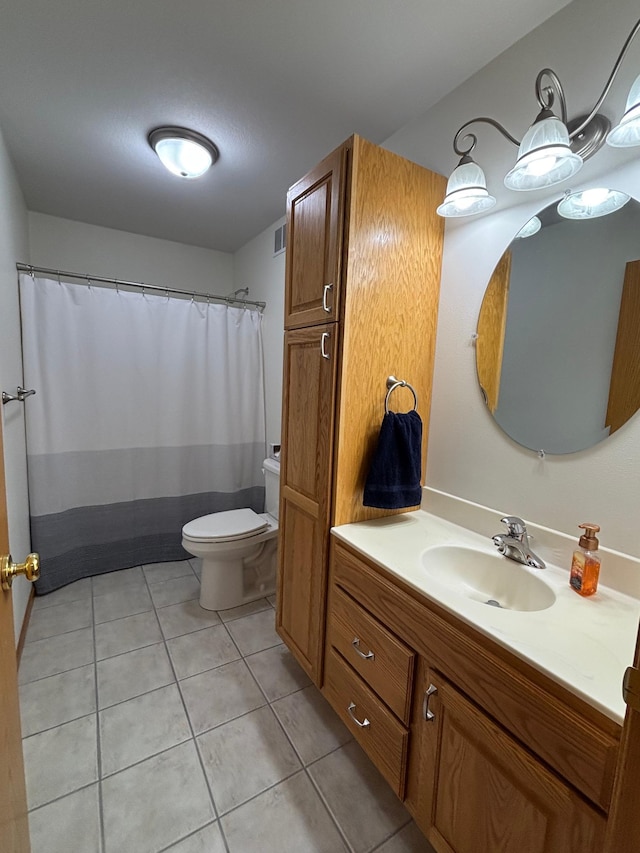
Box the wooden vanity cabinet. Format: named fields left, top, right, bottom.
left=276, top=135, right=446, bottom=683
left=325, top=539, right=615, bottom=853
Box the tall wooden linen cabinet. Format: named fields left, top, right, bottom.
left=276, top=134, right=446, bottom=684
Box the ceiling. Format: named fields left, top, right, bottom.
left=0, top=0, right=571, bottom=253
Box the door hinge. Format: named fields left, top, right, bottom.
left=623, top=666, right=640, bottom=712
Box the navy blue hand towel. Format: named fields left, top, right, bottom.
left=363, top=410, right=423, bottom=509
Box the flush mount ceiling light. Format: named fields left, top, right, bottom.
left=148, top=126, right=219, bottom=179
left=437, top=17, right=640, bottom=218
left=557, top=187, right=631, bottom=219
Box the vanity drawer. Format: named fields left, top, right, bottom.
left=328, top=585, right=414, bottom=723
left=323, top=647, right=409, bottom=799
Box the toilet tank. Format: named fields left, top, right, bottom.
left=263, top=457, right=281, bottom=520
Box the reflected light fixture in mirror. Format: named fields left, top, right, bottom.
left=475, top=193, right=640, bottom=455
left=557, top=188, right=631, bottom=219
left=514, top=215, right=541, bottom=239
left=148, top=127, right=219, bottom=179
left=437, top=18, right=640, bottom=217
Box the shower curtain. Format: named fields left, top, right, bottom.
left=20, top=274, right=266, bottom=594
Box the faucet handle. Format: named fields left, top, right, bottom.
left=500, top=516, right=527, bottom=537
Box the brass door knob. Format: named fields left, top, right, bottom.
left=1, top=553, right=40, bottom=591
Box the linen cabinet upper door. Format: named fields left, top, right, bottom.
left=284, top=144, right=347, bottom=329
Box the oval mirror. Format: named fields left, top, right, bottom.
left=476, top=193, right=640, bottom=454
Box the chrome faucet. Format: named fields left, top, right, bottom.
left=492, top=516, right=545, bottom=569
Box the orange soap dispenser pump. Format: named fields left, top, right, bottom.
left=569, top=523, right=601, bottom=597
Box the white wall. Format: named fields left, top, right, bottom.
left=384, top=0, right=640, bottom=556
left=28, top=213, right=234, bottom=295
left=233, top=216, right=286, bottom=447
left=0, top=129, right=32, bottom=643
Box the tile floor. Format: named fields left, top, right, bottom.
left=19, top=558, right=435, bottom=853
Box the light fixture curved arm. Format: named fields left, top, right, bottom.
left=453, top=117, right=520, bottom=156
left=568, top=15, right=640, bottom=140
left=535, top=69, right=567, bottom=123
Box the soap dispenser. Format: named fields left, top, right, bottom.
left=569, top=523, right=601, bottom=597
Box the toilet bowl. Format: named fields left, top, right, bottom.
left=182, top=457, right=280, bottom=611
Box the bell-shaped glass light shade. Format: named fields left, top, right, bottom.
left=607, top=74, right=640, bottom=148
left=514, top=215, right=542, bottom=239
left=436, top=156, right=496, bottom=217
left=504, top=114, right=583, bottom=191
left=148, top=127, right=219, bottom=179
left=557, top=188, right=630, bottom=220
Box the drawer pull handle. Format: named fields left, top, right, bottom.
left=347, top=702, right=371, bottom=728
left=320, top=332, right=330, bottom=360
left=322, top=283, right=333, bottom=313
left=423, top=684, right=438, bottom=722
left=351, top=638, right=375, bottom=660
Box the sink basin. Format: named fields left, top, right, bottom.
left=420, top=545, right=556, bottom=612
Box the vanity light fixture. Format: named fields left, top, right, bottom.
left=437, top=17, right=640, bottom=217
left=514, top=215, right=542, bottom=239
left=557, top=187, right=631, bottom=219
left=148, top=127, right=219, bottom=179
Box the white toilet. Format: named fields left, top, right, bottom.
left=182, top=457, right=280, bottom=611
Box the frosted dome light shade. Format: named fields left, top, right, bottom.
left=504, top=115, right=583, bottom=191
left=607, top=74, right=640, bottom=147
left=557, top=188, right=630, bottom=219
left=436, top=158, right=497, bottom=217
left=515, top=216, right=541, bottom=239
left=148, top=127, right=219, bottom=179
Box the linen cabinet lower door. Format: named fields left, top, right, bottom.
left=419, top=677, right=606, bottom=853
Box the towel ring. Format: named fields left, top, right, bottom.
left=385, top=376, right=418, bottom=414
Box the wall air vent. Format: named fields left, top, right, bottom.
left=274, top=223, right=287, bottom=256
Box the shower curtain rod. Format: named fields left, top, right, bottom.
left=16, top=263, right=266, bottom=311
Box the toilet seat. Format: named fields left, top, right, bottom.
left=182, top=508, right=269, bottom=544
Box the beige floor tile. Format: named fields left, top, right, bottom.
left=374, top=821, right=436, bottom=852
left=23, top=714, right=98, bottom=810
left=245, top=643, right=312, bottom=702
left=28, top=783, right=101, bottom=853
left=20, top=664, right=96, bottom=737
left=164, top=822, right=226, bottom=853
left=32, top=577, right=92, bottom=611
left=92, top=566, right=146, bottom=597
left=225, top=608, right=280, bottom=656
left=100, top=683, right=192, bottom=776
left=93, top=585, right=153, bottom=624
left=157, top=598, right=221, bottom=640
left=221, top=771, right=348, bottom=853
left=149, top=575, right=201, bottom=609
left=218, top=598, right=271, bottom=622
left=97, top=642, right=174, bottom=708
left=180, top=659, right=265, bottom=734
left=95, top=610, right=162, bottom=660
left=26, top=598, right=92, bottom=643
left=143, top=559, right=194, bottom=584
left=272, top=685, right=351, bottom=765
left=309, top=741, right=411, bottom=853
left=167, top=624, right=240, bottom=680
left=197, top=705, right=301, bottom=814
left=19, top=627, right=94, bottom=685
left=102, top=741, right=215, bottom=853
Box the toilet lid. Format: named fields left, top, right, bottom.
left=182, top=508, right=269, bottom=542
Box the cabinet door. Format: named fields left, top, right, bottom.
left=284, top=145, right=346, bottom=329
left=416, top=673, right=606, bottom=853
left=276, top=325, right=337, bottom=682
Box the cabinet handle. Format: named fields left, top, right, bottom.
left=347, top=702, right=371, bottom=728
left=320, top=332, right=330, bottom=360
left=423, top=684, right=438, bottom=722
left=322, top=283, right=333, bottom=313
left=351, top=638, right=375, bottom=660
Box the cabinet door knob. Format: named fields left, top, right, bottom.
left=351, top=637, right=375, bottom=660
left=322, top=283, right=333, bottom=313
left=423, top=684, right=438, bottom=722
left=320, top=332, right=330, bottom=359
left=347, top=702, right=371, bottom=728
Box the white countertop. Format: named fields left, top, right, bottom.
left=332, top=509, right=640, bottom=725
